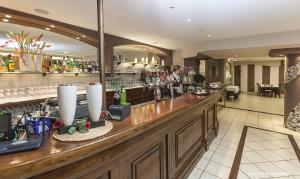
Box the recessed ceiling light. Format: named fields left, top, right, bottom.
left=169, top=6, right=175, bottom=9
left=64, top=52, right=68, bottom=54
left=187, top=18, right=192, bottom=22
left=76, top=37, right=80, bottom=40
left=2, top=19, right=9, bottom=22
left=5, top=15, right=11, bottom=18
left=34, top=9, right=50, bottom=15
left=50, top=24, right=55, bottom=28
left=81, top=35, right=86, bottom=38
left=207, top=34, right=211, bottom=37
left=45, top=27, right=50, bottom=31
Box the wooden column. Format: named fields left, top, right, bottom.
left=97, top=0, right=106, bottom=109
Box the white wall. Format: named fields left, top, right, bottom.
left=172, top=49, right=184, bottom=68
left=270, top=66, right=279, bottom=86
left=241, top=65, right=248, bottom=92
left=254, top=65, right=262, bottom=92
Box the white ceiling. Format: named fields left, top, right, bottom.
left=2, top=0, right=300, bottom=57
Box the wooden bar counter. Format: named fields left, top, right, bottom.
left=0, top=90, right=224, bottom=179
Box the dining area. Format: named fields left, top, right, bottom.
left=256, top=83, right=281, bottom=98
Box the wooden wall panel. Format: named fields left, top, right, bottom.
left=132, top=144, right=164, bottom=179
left=175, top=116, right=204, bottom=161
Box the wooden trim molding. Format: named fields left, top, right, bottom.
left=228, top=126, right=248, bottom=179
left=0, top=6, right=98, bottom=47
left=269, top=47, right=300, bottom=57
left=0, top=6, right=172, bottom=72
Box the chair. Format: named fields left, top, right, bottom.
left=263, top=85, right=273, bottom=97
left=256, top=83, right=262, bottom=96
left=272, top=85, right=281, bottom=98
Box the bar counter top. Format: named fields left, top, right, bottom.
left=0, top=90, right=224, bottom=178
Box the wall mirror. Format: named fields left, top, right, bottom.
left=113, top=45, right=168, bottom=73
left=0, top=21, right=98, bottom=104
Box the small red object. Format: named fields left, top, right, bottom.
left=100, top=111, right=108, bottom=118
left=53, top=119, right=64, bottom=129
left=85, top=121, right=91, bottom=129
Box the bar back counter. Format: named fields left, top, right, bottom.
left=0, top=90, right=223, bottom=179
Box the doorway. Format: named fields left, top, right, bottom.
left=234, top=65, right=241, bottom=88
left=247, top=65, right=255, bottom=92
left=262, top=66, right=271, bottom=84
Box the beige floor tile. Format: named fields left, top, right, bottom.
left=205, top=161, right=231, bottom=179
left=188, top=167, right=203, bottom=179
left=226, top=93, right=284, bottom=115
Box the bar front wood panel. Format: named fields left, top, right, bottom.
left=0, top=91, right=223, bottom=179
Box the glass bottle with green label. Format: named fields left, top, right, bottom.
left=119, top=86, right=127, bottom=106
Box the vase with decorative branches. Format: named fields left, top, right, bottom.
left=0, top=30, right=51, bottom=72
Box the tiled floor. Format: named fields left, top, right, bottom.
left=188, top=108, right=300, bottom=179
left=226, top=94, right=284, bottom=115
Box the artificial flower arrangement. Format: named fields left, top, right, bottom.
left=53, top=112, right=109, bottom=135
left=53, top=118, right=91, bottom=135
left=0, top=30, right=51, bottom=71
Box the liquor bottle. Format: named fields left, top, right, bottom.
left=0, top=57, right=7, bottom=72
left=8, top=57, right=14, bottom=72
left=113, top=90, right=120, bottom=105
left=88, top=61, right=92, bottom=73
left=119, top=87, right=127, bottom=106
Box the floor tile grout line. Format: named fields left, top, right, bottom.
left=226, top=106, right=284, bottom=116
left=245, top=126, right=300, bottom=177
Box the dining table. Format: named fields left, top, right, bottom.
left=261, top=84, right=280, bottom=97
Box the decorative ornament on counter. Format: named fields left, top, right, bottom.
left=86, top=83, right=103, bottom=122
left=57, top=84, right=77, bottom=126
left=53, top=120, right=113, bottom=142
left=284, top=63, right=300, bottom=84
left=286, top=102, right=300, bottom=132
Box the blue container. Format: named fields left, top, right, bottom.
left=27, top=117, right=52, bottom=135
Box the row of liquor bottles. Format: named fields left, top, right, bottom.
left=0, top=54, right=99, bottom=73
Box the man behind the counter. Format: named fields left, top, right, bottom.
left=169, top=65, right=183, bottom=97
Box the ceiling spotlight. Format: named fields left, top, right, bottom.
left=2, top=19, right=9, bottom=22
left=207, top=34, right=211, bottom=37
left=187, top=18, right=192, bottom=22
left=5, top=15, right=11, bottom=18
left=45, top=27, right=50, bottom=31
left=50, top=24, right=55, bottom=28
left=76, top=37, right=80, bottom=40
left=81, top=35, right=86, bottom=38
left=34, top=9, right=50, bottom=15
